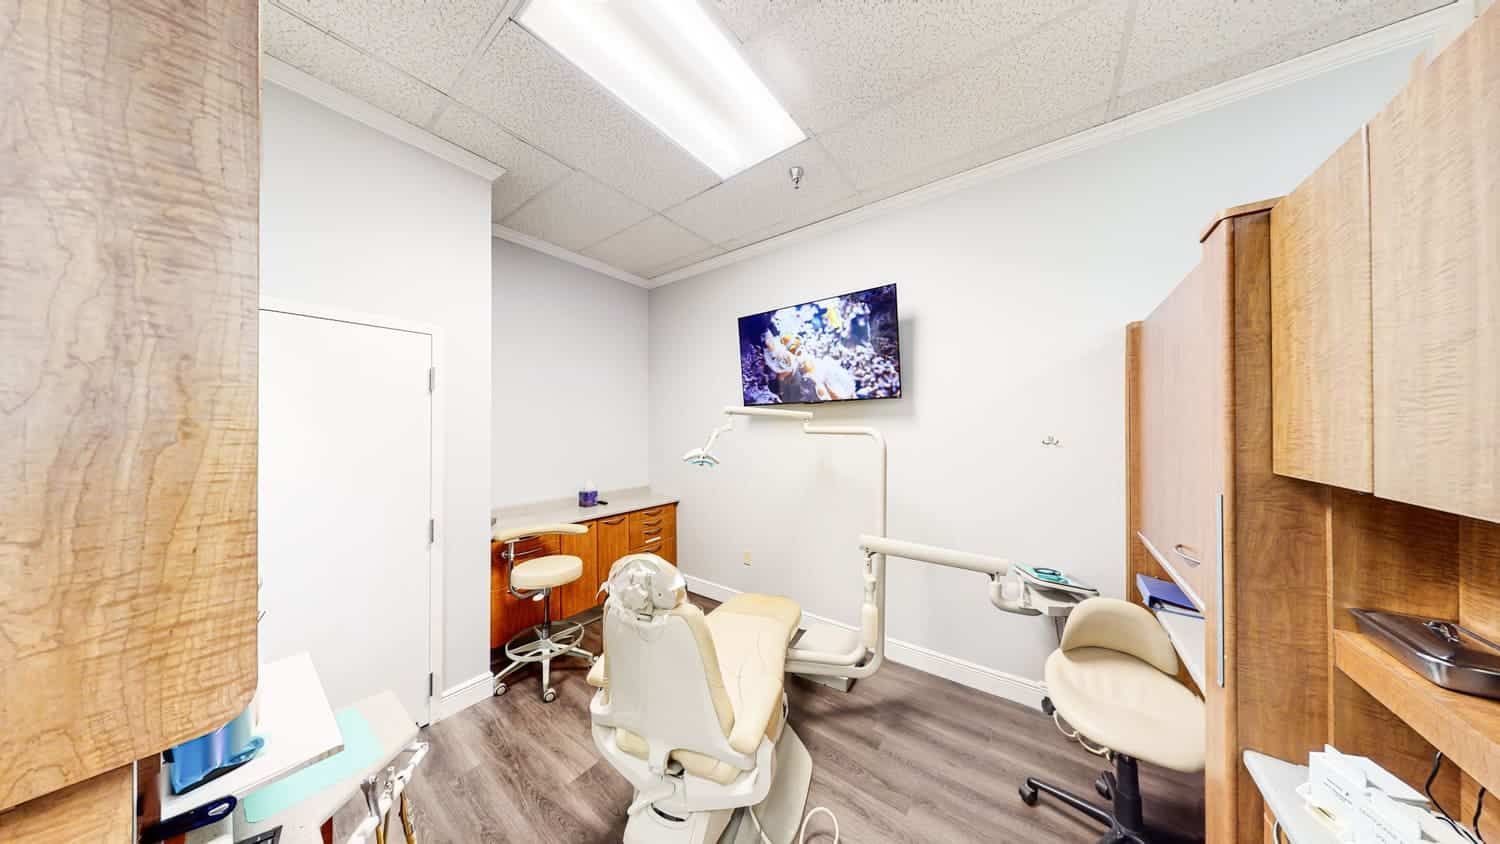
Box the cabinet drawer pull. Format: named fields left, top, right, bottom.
left=641, top=536, right=662, bottom=545
left=641, top=508, right=664, bottom=517
left=1172, top=544, right=1203, bottom=567
left=642, top=528, right=662, bottom=537
left=602, top=517, right=625, bottom=525
left=641, top=518, right=663, bottom=527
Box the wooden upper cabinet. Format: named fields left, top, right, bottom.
left=1369, top=3, right=1500, bottom=524
left=0, top=0, right=260, bottom=811
left=1137, top=225, right=1233, bottom=608
left=1270, top=130, right=1375, bottom=492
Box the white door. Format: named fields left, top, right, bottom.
left=259, top=308, right=433, bottom=722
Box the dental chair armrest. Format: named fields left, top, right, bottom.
left=493, top=522, right=589, bottom=543
left=1059, top=598, right=1179, bottom=676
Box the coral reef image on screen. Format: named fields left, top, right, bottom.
left=738, top=284, right=902, bottom=405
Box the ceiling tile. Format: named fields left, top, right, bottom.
left=818, top=0, right=1129, bottom=191
left=716, top=192, right=864, bottom=252
left=1113, top=0, right=1449, bottom=116
left=583, top=216, right=714, bottom=278
left=431, top=102, right=572, bottom=220
left=452, top=24, right=721, bottom=212
left=709, top=0, right=814, bottom=43
left=643, top=245, right=727, bottom=281
left=501, top=171, right=652, bottom=253
left=745, top=0, right=1085, bottom=134
left=272, top=0, right=505, bottom=91
left=662, top=139, right=856, bottom=246
left=853, top=105, right=1110, bottom=206
left=263, top=4, right=445, bottom=128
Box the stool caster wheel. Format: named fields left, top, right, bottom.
left=542, top=688, right=558, bottom=703
left=1095, top=774, right=1113, bottom=800
left=1041, top=697, right=1055, bottom=717
left=1019, top=785, right=1039, bottom=807
left=494, top=682, right=509, bottom=697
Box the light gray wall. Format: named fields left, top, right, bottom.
left=647, top=48, right=1419, bottom=693
left=260, top=84, right=494, bottom=692
left=492, top=239, right=651, bottom=508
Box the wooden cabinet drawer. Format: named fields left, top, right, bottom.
left=596, top=514, right=631, bottom=594
left=628, top=504, right=675, bottom=547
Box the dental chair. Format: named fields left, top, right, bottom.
left=1019, top=598, right=1205, bottom=843
left=588, top=554, right=814, bottom=844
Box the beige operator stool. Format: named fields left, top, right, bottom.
left=493, top=523, right=596, bottom=702
left=1019, top=598, right=1205, bottom=844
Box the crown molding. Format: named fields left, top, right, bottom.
left=491, top=224, right=651, bottom=288
left=262, top=56, right=506, bottom=182
left=650, top=3, right=1464, bottom=288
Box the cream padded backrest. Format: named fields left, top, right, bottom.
left=596, top=599, right=744, bottom=773
left=1059, top=597, right=1180, bottom=676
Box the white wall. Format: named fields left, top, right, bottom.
left=648, top=49, right=1420, bottom=696
left=260, top=84, right=494, bottom=692
left=492, top=239, right=650, bottom=508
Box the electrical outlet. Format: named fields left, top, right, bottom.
left=743, top=551, right=752, bottom=566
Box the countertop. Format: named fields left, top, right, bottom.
left=490, top=487, right=678, bottom=535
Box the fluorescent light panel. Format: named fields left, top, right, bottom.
left=517, top=0, right=805, bottom=180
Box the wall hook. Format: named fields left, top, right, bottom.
left=1041, top=436, right=1062, bottom=447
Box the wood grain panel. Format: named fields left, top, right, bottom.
left=1270, top=130, right=1373, bottom=492
left=0, top=766, right=133, bottom=843
left=1463, top=774, right=1499, bottom=843
left=1328, top=490, right=1461, bottom=633
left=595, top=515, right=631, bottom=592
left=0, top=0, right=260, bottom=810
left=1459, top=516, right=1500, bottom=643
left=1228, top=212, right=1332, bottom=844
left=1330, top=670, right=1459, bottom=811
left=1337, top=630, right=1500, bottom=795
left=1138, top=223, right=1232, bottom=611
left=556, top=521, right=600, bottom=619
left=1370, top=2, right=1500, bottom=522
left=1123, top=322, right=1168, bottom=589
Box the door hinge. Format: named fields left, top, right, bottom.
left=428, top=518, right=436, bottom=544
left=428, top=366, right=436, bottom=393
left=429, top=673, right=434, bottom=696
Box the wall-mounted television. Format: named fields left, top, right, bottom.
left=737, top=284, right=902, bottom=406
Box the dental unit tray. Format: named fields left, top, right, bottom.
left=1014, top=565, right=1098, bottom=598
left=1349, top=609, right=1500, bottom=699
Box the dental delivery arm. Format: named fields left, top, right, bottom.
left=858, top=534, right=1040, bottom=616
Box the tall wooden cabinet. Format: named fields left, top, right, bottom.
left=1272, top=2, right=1500, bottom=523
left=1129, top=204, right=1331, bottom=844
left=0, top=0, right=261, bottom=831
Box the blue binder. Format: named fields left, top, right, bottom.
left=1135, top=573, right=1200, bottom=615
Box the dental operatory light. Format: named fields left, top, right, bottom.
left=516, top=0, right=806, bottom=179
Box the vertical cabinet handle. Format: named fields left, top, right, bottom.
left=1215, top=493, right=1227, bottom=689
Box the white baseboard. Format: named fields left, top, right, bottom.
left=682, top=575, right=1047, bottom=711
left=434, top=671, right=494, bottom=721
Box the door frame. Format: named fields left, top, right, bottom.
left=259, top=296, right=446, bottom=724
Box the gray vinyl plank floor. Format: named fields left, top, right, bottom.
left=335, top=595, right=1204, bottom=843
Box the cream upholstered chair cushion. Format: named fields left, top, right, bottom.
left=1045, top=598, right=1206, bottom=774
left=589, top=593, right=802, bottom=785
left=511, top=554, right=584, bottom=590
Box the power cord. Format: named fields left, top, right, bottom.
left=747, top=804, right=840, bottom=844
left=1425, top=751, right=1486, bottom=844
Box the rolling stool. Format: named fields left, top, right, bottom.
left=493, top=523, right=596, bottom=702
left=1019, top=598, right=1205, bottom=843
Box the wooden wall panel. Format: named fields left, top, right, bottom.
left=1228, top=212, right=1332, bottom=844
left=1328, top=490, right=1461, bottom=634
left=1270, top=130, right=1373, bottom=492
left=1370, top=2, right=1500, bottom=523
left=0, top=0, right=260, bottom=810
left=1459, top=516, right=1500, bottom=643
left=1330, top=671, right=1459, bottom=811
left=1123, top=322, right=1166, bottom=589
left=0, top=766, right=134, bottom=843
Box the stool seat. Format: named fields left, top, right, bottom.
left=512, top=554, right=583, bottom=590
left=1044, top=645, right=1206, bottom=774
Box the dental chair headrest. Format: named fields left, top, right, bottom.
left=604, top=554, right=686, bottom=617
